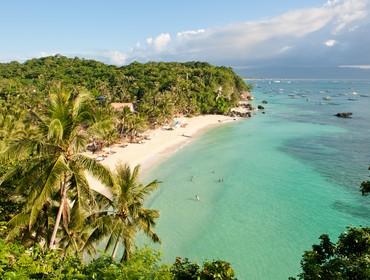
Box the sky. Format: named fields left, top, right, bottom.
left=1, top=0, right=370, bottom=77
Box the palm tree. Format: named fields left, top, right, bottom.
left=104, top=163, right=160, bottom=262
left=116, top=108, right=147, bottom=141
left=116, top=106, right=134, bottom=137
left=0, top=87, right=113, bottom=250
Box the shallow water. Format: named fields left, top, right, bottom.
left=144, top=80, right=370, bottom=279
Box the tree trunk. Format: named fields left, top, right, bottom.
left=121, top=236, right=131, bottom=263
left=111, top=234, right=121, bottom=259
left=49, top=181, right=67, bottom=249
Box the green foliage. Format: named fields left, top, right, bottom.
left=0, top=56, right=243, bottom=278
left=84, top=164, right=161, bottom=262
left=171, top=257, right=201, bottom=279
left=171, top=257, right=236, bottom=280
left=1, top=88, right=113, bottom=252
left=360, top=166, right=370, bottom=196
left=0, top=56, right=250, bottom=126
left=361, top=181, right=370, bottom=196
left=0, top=239, right=172, bottom=279
left=201, top=260, right=236, bottom=280
left=292, top=227, right=370, bottom=280
left=83, top=248, right=172, bottom=280
left=0, top=239, right=84, bottom=279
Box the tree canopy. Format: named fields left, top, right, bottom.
left=0, top=55, right=250, bottom=122
left=290, top=227, right=370, bottom=280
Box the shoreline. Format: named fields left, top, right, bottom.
left=88, top=114, right=242, bottom=198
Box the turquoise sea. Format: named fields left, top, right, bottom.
left=144, top=80, right=370, bottom=279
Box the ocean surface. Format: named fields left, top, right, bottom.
left=144, top=80, right=370, bottom=279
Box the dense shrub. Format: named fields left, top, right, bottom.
left=0, top=240, right=238, bottom=279
left=291, top=227, right=370, bottom=280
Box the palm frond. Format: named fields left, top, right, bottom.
left=73, top=154, right=114, bottom=189
left=6, top=212, right=30, bottom=241
left=29, top=154, right=70, bottom=229
left=48, top=118, right=64, bottom=144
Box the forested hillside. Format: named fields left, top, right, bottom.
left=0, top=56, right=249, bottom=119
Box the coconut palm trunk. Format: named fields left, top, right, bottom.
left=111, top=232, right=121, bottom=259
left=121, top=235, right=132, bottom=263
left=49, top=180, right=68, bottom=249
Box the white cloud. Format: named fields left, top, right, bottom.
left=146, top=33, right=171, bottom=52
left=108, top=51, right=127, bottom=64
left=91, top=50, right=128, bottom=65
left=177, top=29, right=205, bottom=39
left=3, top=0, right=370, bottom=68
left=146, top=37, right=153, bottom=45
left=278, top=46, right=294, bottom=53
left=331, top=0, right=369, bottom=33
left=39, top=51, right=59, bottom=57
left=117, top=0, right=369, bottom=65
left=338, top=64, right=370, bottom=69
left=324, top=39, right=337, bottom=47
left=27, top=0, right=363, bottom=67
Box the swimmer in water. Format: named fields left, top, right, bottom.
left=195, top=194, right=200, bottom=201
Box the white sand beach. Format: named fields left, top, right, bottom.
left=88, top=114, right=240, bottom=198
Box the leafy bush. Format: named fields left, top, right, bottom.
left=0, top=240, right=173, bottom=280
left=171, top=257, right=236, bottom=280
left=171, top=257, right=201, bottom=279
left=201, top=260, right=236, bottom=280
left=83, top=248, right=172, bottom=280
left=291, top=227, right=370, bottom=280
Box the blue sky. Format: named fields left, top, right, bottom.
left=1, top=0, right=324, bottom=55
left=1, top=0, right=370, bottom=76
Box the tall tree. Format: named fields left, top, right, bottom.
left=0, top=87, right=113, bottom=250
left=104, top=164, right=160, bottom=262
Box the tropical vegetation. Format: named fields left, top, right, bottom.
left=290, top=227, right=370, bottom=280
left=1, top=56, right=368, bottom=279
left=0, top=238, right=237, bottom=279
left=0, top=56, right=242, bottom=278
